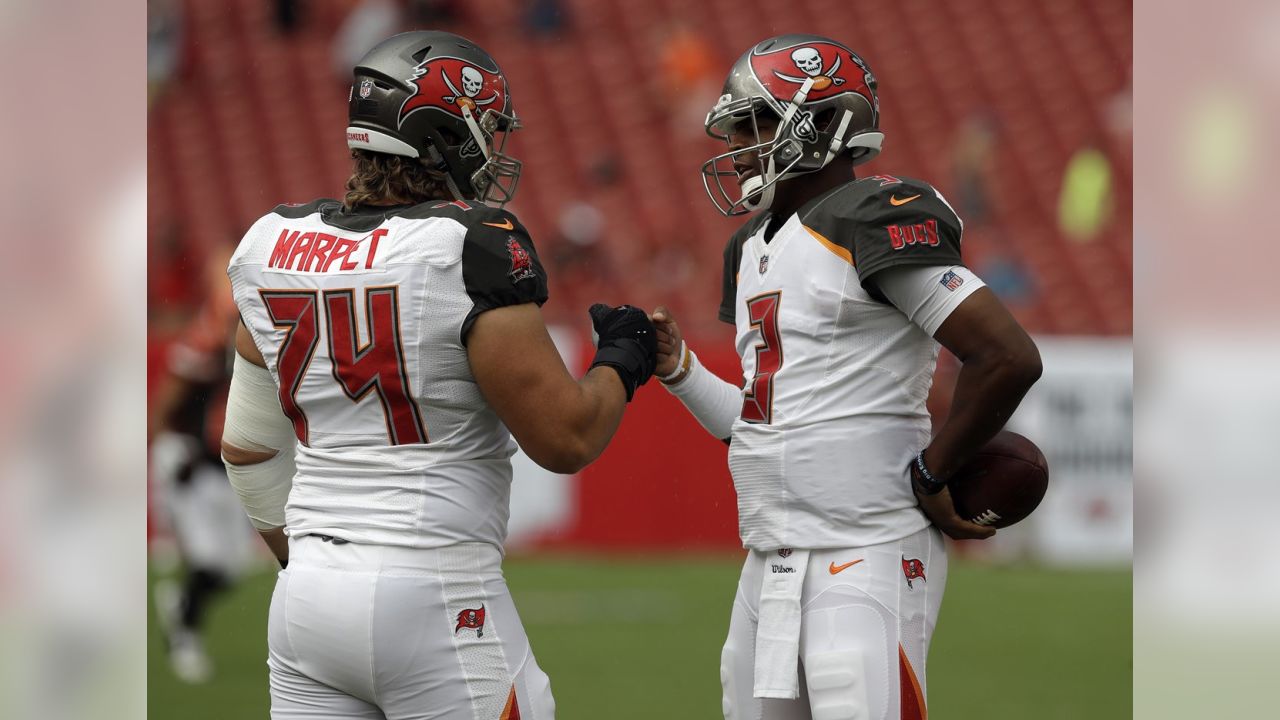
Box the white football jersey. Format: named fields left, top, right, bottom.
left=228, top=198, right=548, bottom=550
left=720, top=176, right=977, bottom=550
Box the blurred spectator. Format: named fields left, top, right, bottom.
left=147, top=0, right=183, bottom=105
left=559, top=200, right=604, bottom=249
left=1058, top=143, right=1114, bottom=242
left=549, top=199, right=611, bottom=296
left=332, top=0, right=403, bottom=83
left=1107, top=76, right=1133, bottom=140
left=150, top=243, right=257, bottom=685
left=409, top=0, right=461, bottom=25
left=588, top=152, right=622, bottom=186
left=950, top=113, right=999, bottom=228
left=526, top=0, right=566, bottom=37
left=974, top=249, right=1035, bottom=307
left=275, top=0, right=300, bottom=34
left=656, top=22, right=721, bottom=137
left=148, top=224, right=202, bottom=327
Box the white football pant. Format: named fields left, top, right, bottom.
left=268, top=535, right=554, bottom=720
left=721, top=525, right=947, bottom=720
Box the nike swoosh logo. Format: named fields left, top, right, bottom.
left=889, top=194, right=921, bottom=206
left=483, top=218, right=515, bottom=230
left=828, top=559, right=865, bottom=575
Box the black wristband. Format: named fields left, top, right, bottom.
left=278, top=558, right=289, bottom=570
left=910, top=450, right=947, bottom=495
left=591, top=339, right=650, bottom=401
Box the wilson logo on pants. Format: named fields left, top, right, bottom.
left=455, top=606, right=486, bottom=637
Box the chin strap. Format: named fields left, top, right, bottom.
left=738, top=78, right=817, bottom=213
left=825, top=109, right=854, bottom=165
left=740, top=155, right=778, bottom=212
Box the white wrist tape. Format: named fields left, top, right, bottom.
left=662, top=349, right=741, bottom=440
left=657, top=341, right=691, bottom=383
left=223, top=352, right=296, bottom=530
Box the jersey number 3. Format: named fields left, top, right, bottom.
left=260, top=287, right=428, bottom=446
left=741, top=292, right=782, bottom=424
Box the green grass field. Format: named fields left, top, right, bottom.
left=148, top=555, right=1130, bottom=719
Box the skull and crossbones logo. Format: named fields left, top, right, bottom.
left=442, top=64, right=498, bottom=113
left=773, top=46, right=846, bottom=91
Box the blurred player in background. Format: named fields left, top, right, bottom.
left=149, top=244, right=257, bottom=683
left=653, top=34, right=1042, bottom=719
left=219, top=31, right=656, bottom=719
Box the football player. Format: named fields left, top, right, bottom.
left=149, top=244, right=257, bottom=683
left=219, top=31, right=656, bottom=719
left=653, top=35, right=1042, bottom=720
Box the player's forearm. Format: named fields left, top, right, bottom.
left=258, top=526, right=289, bottom=567
left=661, top=344, right=740, bottom=441
left=222, top=352, right=298, bottom=529
left=526, top=367, right=628, bottom=474
left=925, top=348, right=1041, bottom=479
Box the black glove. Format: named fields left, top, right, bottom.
left=588, top=303, right=658, bottom=401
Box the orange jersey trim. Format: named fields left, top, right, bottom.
left=802, top=225, right=854, bottom=267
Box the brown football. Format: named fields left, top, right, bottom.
left=947, top=431, right=1049, bottom=529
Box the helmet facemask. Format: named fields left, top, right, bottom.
left=431, top=105, right=523, bottom=206
left=701, top=70, right=884, bottom=216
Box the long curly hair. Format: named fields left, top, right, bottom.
left=343, top=149, right=451, bottom=209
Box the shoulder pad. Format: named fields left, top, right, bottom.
left=270, top=198, right=340, bottom=219
left=800, top=175, right=965, bottom=281
left=802, top=176, right=959, bottom=227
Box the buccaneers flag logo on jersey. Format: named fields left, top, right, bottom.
left=400, top=57, right=507, bottom=124
left=507, top=237, right=535, bottom=282
left=748, top=40, right=876, bottom=110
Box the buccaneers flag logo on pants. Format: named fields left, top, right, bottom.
left=455, top=606, right=486, bottom=637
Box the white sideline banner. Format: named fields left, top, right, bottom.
left=1006, top=337, right=1133, bottom=567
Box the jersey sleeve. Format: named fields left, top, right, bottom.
left=460, top=210, right=549, bottom=342
left=874, top=264, right=985, bottom=336
left=849, top=180, right=964, bottom=283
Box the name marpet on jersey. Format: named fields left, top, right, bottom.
left=267, top=227, right=388, bottom=273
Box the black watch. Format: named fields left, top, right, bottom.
left=910, top=451, right=947, bottom=495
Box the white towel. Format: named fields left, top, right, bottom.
left=753, top=548, right=810, bottom=699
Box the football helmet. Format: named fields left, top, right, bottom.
left=346, top=31, right=522, bottom=205
left=701, top=34, right=883, bottom=216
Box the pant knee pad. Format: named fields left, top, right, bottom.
left=720, top=644, right=739, bottom=720
left=806, top=650, right=869, bottom=720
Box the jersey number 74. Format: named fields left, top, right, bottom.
left=259, top=287, right=428, bottom=446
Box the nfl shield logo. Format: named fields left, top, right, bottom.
left=940, top=270, right=964, bottom=291
left=359, top=79, right=374, bottom=99
left=759, top=254, right=769, bottom=274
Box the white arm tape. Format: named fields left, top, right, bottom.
left=875, top=264, right=985, bottom=336
left=222, top=352, right=296, bottom=530
left=224, top=451, right=294, bottom=530
left=661, top=348, right=741, bottom=440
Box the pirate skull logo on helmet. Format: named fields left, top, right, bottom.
left=791, top=47, right=823, bottom=76
left=461, top=66, right=484, bottom=97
